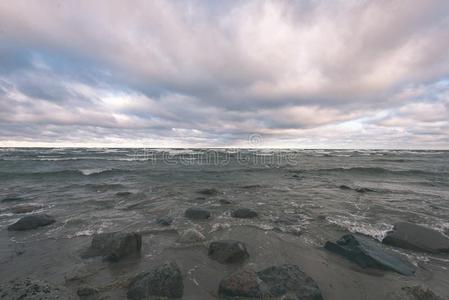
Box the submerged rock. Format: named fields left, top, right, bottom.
left=219, top=269, right=262, bottom=298
left=156, top=216, right=173, bottom=226
left=178, top=229, right=206, bottom=243
left=116, top=191, right=133, bottom=197
left=219, top=199, right=233, bottom=205
left=10, top=204, right=44, bottom=214
left=127, top=262, right=183, bottom=299
left=325, top=234, right=415, bottom=276
left=231, top=208, right=258, bottom=219
left=208, top=240, right=249, bottom=264
left=1, top=196, right=26, bottom=203
left=197, top=188, right=219, bottom=196
left=383, top=222, right=449, bottom=253
left=82, top=232, right=142, bottom=262
left=219, top=265, right=323, bottom=299
left=7, top=214, right=55, bottom=231
left=185, top=207, right=211, bottom=220
left=77, top=286, right=99, bottom=298
left=0, top=278, right=74, bottom=299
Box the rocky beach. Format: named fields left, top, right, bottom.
left=1, top=148, right=449, bottom=299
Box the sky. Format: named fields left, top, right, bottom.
left=1, top=0, right=449, bottom=149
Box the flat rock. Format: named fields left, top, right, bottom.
left=82, top=232, right=142, bottom=262
left=325, top=234, right=415, bottom=276
left=231, top=208, right=258, bottom=219
left=219, top=265, right=323, bottom=299
left=185, top=207, right=211, bottom=220
left=208, top=240, right=249, bottom=264
left=7, top=214, right=55, bottom=231
left=127, top=262, right=183, bottom=299
left=0, top=278, right=74, bottom=299
left=156, top=216, right=173, bottom=226
left=383, top=222, right=449, bottom=253
left=178, top=229, right=206, bottom=243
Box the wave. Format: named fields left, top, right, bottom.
left=299, top=167, right=449, bottom=177
left=0, top=168, right=133, bottom=178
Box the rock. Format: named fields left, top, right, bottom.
left=1, top=196, right=26, bottom=202
left=77, top=286, right=99, bottom=298
left=325, top=234, right=415, bottom=276
left=156, top=216, right=173, bottom=226
left=116, top=191, right=132, bottom=197
left=402, top=286, right=443, bottom=300
left=257, top=264, right=323, bottom=299
left=127, top=262, right=183, bottom=299
left=184, top=207, right=211, bottom=220
left=208, top=240, right=249, bottom=264
left=218, top=265, right=323, bottom=299
left=219, top=199, right=233, bottom=205
left=339, top=185, right=352, bottom=190
left=231, top=208, right=258, bottom=219
left=178, top=229, right=206, bottom=243
left=7, top=214, right=55, bottom=231
left=0, top=278, right=74, bottom=299
left=355, top=187, right=374, bottom=193
left=219, top=269, right=262, bottom=298
left=383, top=222, right=449, bottom=253
left=10, top=204, right=44, bottom=214
left=197, top=188, right=219, bottom=196
left=82, top=232, right=142, bottom=262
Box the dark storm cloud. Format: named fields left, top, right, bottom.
left=0, top=0, right=449, bottom=148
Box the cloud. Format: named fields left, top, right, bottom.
left=0, top=0, right=449, bottom=148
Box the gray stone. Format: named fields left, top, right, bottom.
left=7, top=214, right=55, bottom=231
left=383, top=222, right=449, bottom=253
left=185, top=207, right=211, bottom=220
left=156, top=216, right=173, bottom=226
left=219, top=269, right=262, bottom=298
left=231, top=208, right=258, bottom=219
left=127, top=262, right=183, bottom=299
left=82, top=232, right=142, bottom=262
left=325, top=234, right=415, bottom=276
left=208, top=240, right=249, bottom=264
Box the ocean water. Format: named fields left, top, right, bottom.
left=1, top=148, right=449, bottom=298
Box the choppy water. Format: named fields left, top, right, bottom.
left=1, top=148, right=449, bottom=249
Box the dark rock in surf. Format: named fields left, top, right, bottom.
left=231, top=208, right=258, bottom=219
left=257, top=264, right=323, bottom=299
left=208, top=240, right=249, bottom=264
left=0, top=278, right=74, bottom=299
left=219, top=199, right=233, bottom=205
left=383, top=222, right=449, bottom=254
left=116, top=191, right=133, bottom=197
left=7, top=214, right=55, bottom=231
left=218, top=265, right=323, bottom=299
left=82, top=232, right=142, bottom=262
left=185, top=207, right=211, bottom=220
left=156, top=216, right=173, bottom=226
left=197, top=188, right=219, bottom=196
left=219, top=269, right=262, bottom=298
left=402, top=286, right=443, bottom=300
left=339, top=185, right=352, bottom=190
left=1, top=196, right=26, bottom=203
left=77, top=286, right=99, bottom=298
left=127, top=262, right=183, bottom=299
left=355, top=187, right=374, bottom=193
left=325, top=234, right=415, bottom=276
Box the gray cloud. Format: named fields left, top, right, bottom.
left=0, top=0, right=449, bottom=148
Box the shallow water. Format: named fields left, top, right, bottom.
left=1, top=148, right=449, bottom=298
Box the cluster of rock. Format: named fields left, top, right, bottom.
left=0, top=278, right=74, bottom=299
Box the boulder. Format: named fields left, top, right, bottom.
left=185, top=207, right=211, bottom=220
left=231, top=208, right=258, bottom=219
left=10, top=204, right=44, bottom=214
left=82, top=232, right=142, bottom=262
left=208, top=240, right=249, bottom=264
left=197, top=188, right=219, bottom=196
left=325, top=234, right=415, bottom=276
left=0, top=278, right=74, bottom=299
left=156, top=216, right=173, bottom=226
left=218, top=265, right=323, bottom=299
left=219, top=269, right=262, bottom=298
left=178, top=229, right=206, bottom=244
left=7, top=214, right=55, bottom=231
left=383, top=222, right=449, bottom=253
left=127, top=262, right=183, bottom=299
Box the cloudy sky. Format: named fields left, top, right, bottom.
left=1, top=0, right=449, bottom=148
